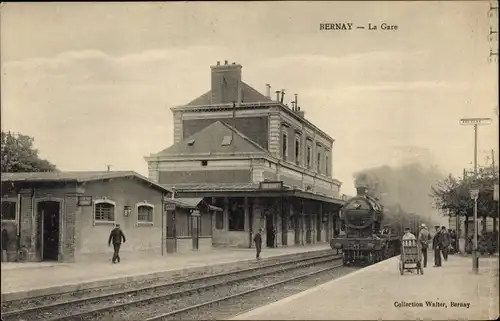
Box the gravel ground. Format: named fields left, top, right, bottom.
left=2, top=255, right=339, bottom=321
left=162, top=266, right=358, bottom=320
left=108, top=261, right=344, bottom=321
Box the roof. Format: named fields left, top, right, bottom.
left=1, top=171, right=170, bottom=193
left=185, top=82, right=272, bottom=107
left=163, top=183, right=259, bottom=192
left=151, top=121, right=270, bottom=157
left=165, top=197, right=223, bottom=212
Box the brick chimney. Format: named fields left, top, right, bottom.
left=211, top=60, right=242, bottom=105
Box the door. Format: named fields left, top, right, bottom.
left=191, top=214, right=200, bottom=250
left=266, top=213, right=274, bottom=248
left=38, top=201, right=60, bottom=261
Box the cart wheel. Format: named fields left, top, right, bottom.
left=399, top=260, right=404, bottom=275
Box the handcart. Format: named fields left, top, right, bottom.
left=399, top=239, right=423, bottom=275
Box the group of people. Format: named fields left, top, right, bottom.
left=402, top=224, right=454, bottom=268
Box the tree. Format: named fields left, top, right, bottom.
left=1, top=131, right=58, bottom=173
left=430, top=166, right=499, bottom=236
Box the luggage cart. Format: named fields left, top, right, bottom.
left=399, top=239, right=423, bottom=275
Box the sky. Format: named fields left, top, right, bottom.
left=1, top=1, right=498, bottom=197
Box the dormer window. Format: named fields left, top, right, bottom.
left=187, top=139, right=195, bottom=146
left=221, top=135, right=232, bottom=146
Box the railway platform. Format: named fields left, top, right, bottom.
left=1, top=243, right=331, bottom=301
left=231, top=252, right=499, bottom=320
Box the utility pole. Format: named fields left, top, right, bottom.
left=460, top=117, right=492, bottom=274
left=488, top=0, right=498, bottom=62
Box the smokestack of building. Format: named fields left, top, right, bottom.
left=210, top=60, right=242, bottom=105
left=280, top=89, right=285, bottom=104
left=266, top=84, right=271, bottom=98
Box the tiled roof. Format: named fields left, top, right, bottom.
left=184, top=82, right=272, bottom=106
left=151, top=121, right=270, bottom=157
left=1, top=171, right=170, bottom=193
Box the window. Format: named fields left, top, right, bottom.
left=201, top=160, right=208, bottom=166
left=295, top=137, right=300, bottom=166
left=317, top=152, right=321, bottom=173
left=215, top=211, right=224, bottom=230
left=221, top=136, right=233, bottom=146
left=288, top=215, right=295, bottom=230
left=282, top=132, right=288, bottom=160
left=325, top=154, right=330, bottom=176
left=93, top=199, right=116, bottom=224
left=137, top=202, right=154, bottom=224
left=1, top=200, right=16, bottom=221
left=228, top=199, right=244, bottom=231
left=306, top=141, right=312, bottom=169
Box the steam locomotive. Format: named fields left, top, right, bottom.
left=330, top=186, right=401, bottom=265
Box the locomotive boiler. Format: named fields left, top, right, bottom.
left=330, top=186, right=400, bottom=265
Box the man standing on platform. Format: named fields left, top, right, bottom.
left=108, top=224, right=126, bottom=264
left=432, top=225, right=442, bottom=267
left=440, top=226, right=450, bottom=261
left=254, top=228, right=263, bottom=260
left=418, top=224, right=430, bottom=268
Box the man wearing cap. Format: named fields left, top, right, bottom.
left=253, top=228, right=263, bottom=260
left=402, top=227, right=416, bottom=240
left=418, top=224, right=430, bottom=268
left=108, top=224, right=126, bottom=264
left=432, top=225, right=442, bottom=267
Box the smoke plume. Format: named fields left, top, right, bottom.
left=353, top=162, right=446, bottom=226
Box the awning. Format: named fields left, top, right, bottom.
left=164, top=197, right=223, bottom=212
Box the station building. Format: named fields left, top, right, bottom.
left=145, top=60, right=346, bottom=249
left=0, top=171, right=220, bottom=263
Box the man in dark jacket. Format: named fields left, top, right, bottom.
left=440, top=226, right=450, bottom=261
left=253, top=228, right=263, bottom=259
left=108, top=224, right=126, bottom=264
left=432, top=225, right=442, bottom=267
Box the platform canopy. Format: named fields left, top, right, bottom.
left=165, top=197, right=222, bottom=212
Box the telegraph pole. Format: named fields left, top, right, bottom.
left=488, top=0, right=498, bottom=62
left=460, top=117, right=492, bottom=273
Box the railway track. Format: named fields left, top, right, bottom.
left=146, top=261, right=354, bottom=321
left=1, top=252, right=343, bottom=321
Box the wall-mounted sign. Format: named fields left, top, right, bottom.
left=459, top=118, right=492, bottom=126
left=77, top=196, right=93, bottom=206
left=259, top=181, right=284, bottom=190
left=165, top=203, right=176, bottom=211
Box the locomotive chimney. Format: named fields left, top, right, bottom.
left=356, top=186, right=368, bottom=196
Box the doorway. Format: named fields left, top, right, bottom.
left=266, top=213, right=275, bottom=248
left=37, top=201, right=60, bottom=261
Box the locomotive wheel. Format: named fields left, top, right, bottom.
left=368, top=252, right=374, bottom=265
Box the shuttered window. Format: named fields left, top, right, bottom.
left=94, top=201, right=115, bottom=222
left=1, top=200, right=16, bottom=221
left=137, top=204, right=154, bottom=223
